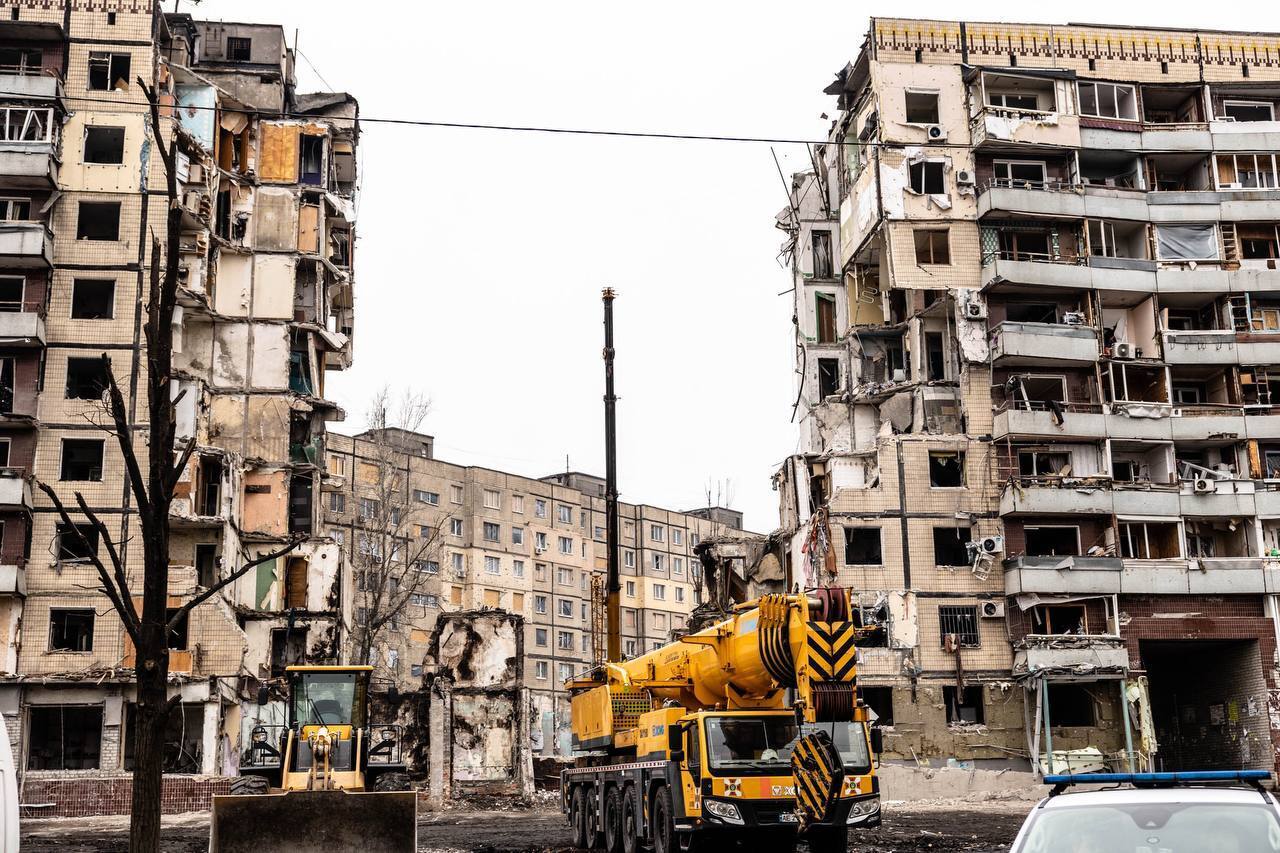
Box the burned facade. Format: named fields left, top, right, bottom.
left=323, top=430, right=746, bottom=757
left=779, top=18, right=1280, bottom=775
left=0, top=2, right=358, bottom=812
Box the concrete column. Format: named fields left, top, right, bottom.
left=427, top=679, right=452, bottom=807
left=202, top=701, right=220, bottom=776
left=517, top=687, right=534, bottom=800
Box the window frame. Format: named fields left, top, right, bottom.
left=1077, top=81, right=1138, bottom=121
left=913, top=229, right=951, bottom=265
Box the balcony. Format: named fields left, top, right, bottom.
left=999, top=477, right=1113, bottom=516
left=0, top=563, right=24, bottom=596
left=990, top=321, right=1098, bottom=367
left=1003, top=552, right=1279, bottom=595
left=0, top=73, right=60, bottom=102
left=0, top=471, right=32, bottom=511
left=969, top=107, right=1081, bottom=149
left=978, top=181, right=1148, bottom=221
left=982, top=253, right=1156, bottom=295
left=1013, top=635, right=1130, bottom=679
left=0, top=308, right=45, bottom=346
left=993, top=404, right=1107, bottom=440
left=1003, top=554, right=1123, bottom=595
left=1079, top=124, right=1212, bottom=153
left=0, top=223, right=51, bottom=268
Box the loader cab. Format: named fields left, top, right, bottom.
left=287, top=665, right=369, bottom=734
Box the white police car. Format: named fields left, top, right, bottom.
left=1010, top=771, right=1280, bottom=853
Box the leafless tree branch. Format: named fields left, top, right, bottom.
left=166, top=538, right=303, bottom=631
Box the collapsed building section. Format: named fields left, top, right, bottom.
left=778, top=18, right=1280, bottom=775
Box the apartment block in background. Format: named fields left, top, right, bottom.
left=0, top=2, right=358, bottom=813
left=778, top=18, right=1280, bottom=775
left=324, top=431, right=747, bottom=757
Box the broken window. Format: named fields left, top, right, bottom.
left=1031, top=604, right=1087, bottom=635
left=285, top=556, right=308, bottom=609
left=1215, top=153, right=1278, bottom=189
left=27, top=706, right=102, bottom=770
left=904, top=90, right=940, bottom=124
left=817, top=358, right=840, bottom=398
left=993, top=160, right=1047, bottom=187
left=0, top=106, right=52, bottom=142
left=1077, top=81, right=1137, bottom=121
left=1107, top=363, right=1168, bottom=404
left=987, top=91, right=1042, bottom=111
left=925, top=332, right=947, bottom=381
left=0, top=47, right=42, bottom=75
left=195, top=543, right=218, bottom=588
left=1047, top=685, right=1096, bottom=727
left=87, top=52, right=130, bottom=91
left=844, top=527, right=882, bottom=565
left=71, top=279, right=115, bottom=319
left=76, top=201, right=120, bottom=241
left=226, top=36, right=252, bottom=61
left=83, top=126, right=124, bottom=164
left=942, top=686, right=984, bottom=724
left=928, top=451, right=965, bottom=487
left=861, top=687, right=894, bottom=726
left=57, top=522, right=98, bottom=561
left=300, top=136, right=325, bottom=187
left=288, top=349, right=313, bottom=395
left=933, top=526, right=972, bottom=566
left=939, top=605, right=980, bottom=647
left=1221, top=100, right=1274, bottom=122
left=124, top=702, right=203, bottom=773
left=815, top=293, right=837, bottom=343
left=811, top=230, right=833, bottom=278
left=914, top=229, right=950, bottom=265
left=64, top=357, right=110, bottom=400
left=1005, top=303, right=1058, bottom=324
left=0, top=199, right=29, bottom=221
left=0, top=357, right=14, bottom=414
left=197, top=456, right=222, bottom=516
left=49, top=608, right=94, bottom=651
left=288, top=472, right=313, bottom=535
left=1155, top=223, right=1218, bottom=261
left=164, top=607, right=188, bottom=650
left=1024, top=526, right=1081, bottom=557
left=60, top=438, right=104, bottom=481
left=271, top=627, right=308, bottom=677
left=1018, top=450, right=1071, bottom=478
left=908, top=160, right=946, bottom=194
left=1119, top=521, right=1181, bottom=559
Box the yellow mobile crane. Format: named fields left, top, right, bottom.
left=561, top=589, right=882, bottom=853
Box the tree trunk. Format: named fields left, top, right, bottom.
left=129, top=623, right=169, bottom=852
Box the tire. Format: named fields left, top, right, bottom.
left=805, top=826, right=848, bottom=853
left=603, top=786, right=624, bottom=853
left=229, top=775, right=268, bottom=796
left=586, top=788, right=604, bottom=849
left=571, top=786, right=591, bottom=848
left=372, top=771, right=412, bottom=792
left=651, top=786, right=676, bottom=853
left=621, top=786, right=640, bottom=853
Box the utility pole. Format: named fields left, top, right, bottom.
left=602, top=288, right=621, bottom=662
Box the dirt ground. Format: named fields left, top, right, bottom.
left=19, top=800, right=1029, bottom=852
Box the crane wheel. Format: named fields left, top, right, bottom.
left=571, top=787, right=590, bottom=849
left=621, top=786, right=640, bottom=853
left=804, top=825, right=848, bottom=853
left=228, top=775, right=268, bottom=796
left=603, top=787, right=624, bottom=853
left=651, top=786, right=676, bottom=853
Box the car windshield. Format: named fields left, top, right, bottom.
left=703, top=718, right=871, bottom=776
left=1016, top=802, right=1280, bottom=853
left=291, top=672, right=365, bottom=728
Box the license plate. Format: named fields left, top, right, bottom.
left=779, top=812, right=799, bottom=823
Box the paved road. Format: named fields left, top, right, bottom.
left=20, top=801, right=1028, bottom=851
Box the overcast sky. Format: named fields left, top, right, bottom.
left=196, top=1, right=1252, bottom=531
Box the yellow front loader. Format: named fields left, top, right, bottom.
left=209, top=665, right=416, bottom=853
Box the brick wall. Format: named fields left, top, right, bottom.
left=20, top=775, right=233, bottom=818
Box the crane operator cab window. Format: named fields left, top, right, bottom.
left=705, top=716, right=873, bottom=776
left=290, top=670, right=368, bottom=729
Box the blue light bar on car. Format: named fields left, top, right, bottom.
left=1045, top=771, right=1271, bottom=785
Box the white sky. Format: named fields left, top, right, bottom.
left=194, top=0, right=1255, bottom=531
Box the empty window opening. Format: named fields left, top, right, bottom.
left=993, top=159, right=1047, bottom=187
left=914, top=229, right=950, bottom=264
left=1119, top=521, right=1181, bottom=559
left=0, top=47, right=42, bottom=75
left=1024, top=526, right=1081, bottom=557
left=65, top=357, right=110, bottom=400
left=288, top=472, right=313, bottom=535
left=1005, top=303, right=1058, bottom=324
left=165, top=607, right=188, bottom=650
left=71, top=279, right=114, bottom=319
left=1018, top=450, right=1071, bottom=478
left=815, top=293, right=837, bottom=343
left=929, top=451, right=965, bottom=487
left=285, top=556, right=308, bottom=609
left=271, top=626, right=308, bottom=677
left=861, top=686, right=894, bottom=726
left=27, top=706, right=102, bottom=770
left=1047, top=684, right=1096, bottom=727
left=905, top=90, right=940, bottom=124
left=124, top=702, right=203, bottom=773
left=943, top=686, right=984, bottom=724
left=925, top=332, right=947, bottom=381
left=49, top=608, right=94, bottom=651
left=76, top=201, right=120, bottom=241
left=933, top=527, right=973, bottom=566
left=908, top=160, right=946, bottom=194
left=0, top=199, right=30, bottom=222
left=817, top=358, right=840, bottom=398
left=197, top=455, right=222, bottom=516
left=226, top=36, right=252, bottom=61
left=1221, top=100, right=1274, bottom=122
left=844, top=527, right=882, bottom=565
left=87, top=52, right=130, bottom=91
left=1078, top=81, right=1138, bottom=121
left=300, top=135, right=325, bottom=186
left=1031, top=604, right=1087, bottom=635
left=811, top=230, right=833, bottom=278
left=84, top=126, right=124, bottom=164
left=1108, top=363, right=1168, bottom=404
left=195, top=542, right=219, bottom=588
left=57, top=522, right=98, bottom=561
left=60, top=439, right=104, bottom=481
left=0, top=357, right=13, bottom=415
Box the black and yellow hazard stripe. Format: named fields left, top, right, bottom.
left=790, top=730, right=844, bottom=823
left=806, top=621, right=858, bottom=683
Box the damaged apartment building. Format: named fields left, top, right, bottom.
left=0, top=2, right=358, bottom=812
left=778, top=17, right=1280, bottom=776
left=323, top=429, right=747, bottom=760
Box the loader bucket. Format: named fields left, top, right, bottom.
left=209, top=789, right=416, bottom=853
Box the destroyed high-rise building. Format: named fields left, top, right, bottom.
left=779, top=18, right=1280, bottom=775
left=0, top=2, right=357, bottom=811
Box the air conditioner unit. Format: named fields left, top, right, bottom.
left=956, top=169, right=976, bottom=186
left=1193, top=477, right=1215, bottom=494
left=891, top=368, right=907, bottom=382
left=1112, top=342, right=1136, bottom=360
left=1062, top=311, right=1086, bottom=326
left=980, top=601, right=1005, bottom=619
left=926, top=124, right=947, bottom=142
left=979, top=536, right=1005, bottom=554
left=964, top=299, right=987, bottom=320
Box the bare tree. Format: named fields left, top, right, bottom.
left=35, top=82, right=297, bottom=853
left=347, top=388, right=450, bottom=670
